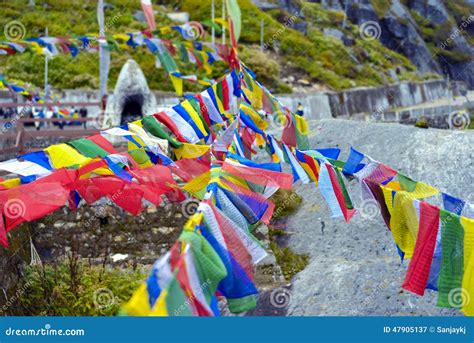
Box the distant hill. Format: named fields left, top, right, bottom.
left=0, top=0, right=471, bottom=93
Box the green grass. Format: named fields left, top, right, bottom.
left=270, top=240, right=309, bottom=281
left=267, top=188, right=308, bottom=281
left=270, top=189, right=303, bottom=219
left=0, top=0, right=425, bottom=91
left=16, top=258, right=147, bottom=316
left=371, top=0, right=392, bottom=18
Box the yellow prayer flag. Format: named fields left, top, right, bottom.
left=122, top=283, right=154, bottom=316
left=181, top=171, right=210, bottom=199
left=170, top=75, right=183, bottom=96
left=461, top=216, right=474, bottom=315
left=181, top=100, right=207, bottom=137
left=45, top=144, right=91, bottom=169
left=0, top=178, right=21, bottom=189
left=389, top=192, right=419, bottom=259
left=174, top=143, right=210, bottom=160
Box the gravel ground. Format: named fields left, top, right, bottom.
left=285, top=119, right=474, bottom=316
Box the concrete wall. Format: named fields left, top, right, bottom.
left=29, top=79, right=455, bottom=122
left=276, top=92, right=332, bottom=120
left=325, top=80, right=455, bottom=118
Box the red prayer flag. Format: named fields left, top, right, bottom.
left=402, top=202, right=440, bottom=296
left=326, top=163, right=355, bottom=223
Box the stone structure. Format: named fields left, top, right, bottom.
left=103, top=59, right=158, bottom=128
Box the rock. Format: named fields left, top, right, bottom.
left=297, top=79, right=310, bottom=86
left=64, top=222, right=77, bottom=229
left=53, top=220, right=65, bottom=228
left=166, top=12, right=190, bottom=23
left=388, top=68, right=399, bottom=82
left=323, top=28, right=344, bottom=41
left=113, top=235, right=124, bottom=243
left=111, top=253, right=129, bottom=262
left=255, top=224, right=269, bottom=236
left=342, top=36, right=355, bottom=46
left=252, top=0, right=280, bottom=10
left=409, top=0, right=449, bottom=25
left=157, top=227, right=175, bottom=235
left=146, top=206, right=157, bottom=214
left=286, top=119, right=472, bottom=316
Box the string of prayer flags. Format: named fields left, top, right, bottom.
left=1, top=61, right=474, bottom=318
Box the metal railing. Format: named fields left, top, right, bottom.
left=0, top=118, right=100, bottom=155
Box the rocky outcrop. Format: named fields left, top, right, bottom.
left=286, top=119, right=474, bottom=315
left=408, top=0, right=474, bottom=89
left=315, top=0, right=474, bottom=88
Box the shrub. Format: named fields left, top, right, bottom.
left=18, top=257, right=147, bottom=316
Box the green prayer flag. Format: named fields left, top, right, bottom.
left=437, top=209, right=464, bottom=307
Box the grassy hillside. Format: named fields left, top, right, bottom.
left=0, top=0, right=429, bottom=93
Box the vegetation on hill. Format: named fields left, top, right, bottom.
left=0, top=0, right=432, bottom=93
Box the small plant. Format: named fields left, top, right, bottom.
left=17, top=256, right=147, bottom=316
left=270, top=189, right=303, bottom=220
left=415, top=117, right=429, bottom=129
left=267, top=189, right=308, bottom=281
left=269, top=241, right=309, bottom=281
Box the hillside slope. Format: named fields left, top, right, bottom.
left=0, top=0, right=428, bottom=93
left=315, top=0, right=474, bottom=88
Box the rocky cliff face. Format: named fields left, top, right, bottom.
left=293, top=0, right=474, bottom=88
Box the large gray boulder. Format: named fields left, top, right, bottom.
left=285, top=119, right=473, bottom=315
